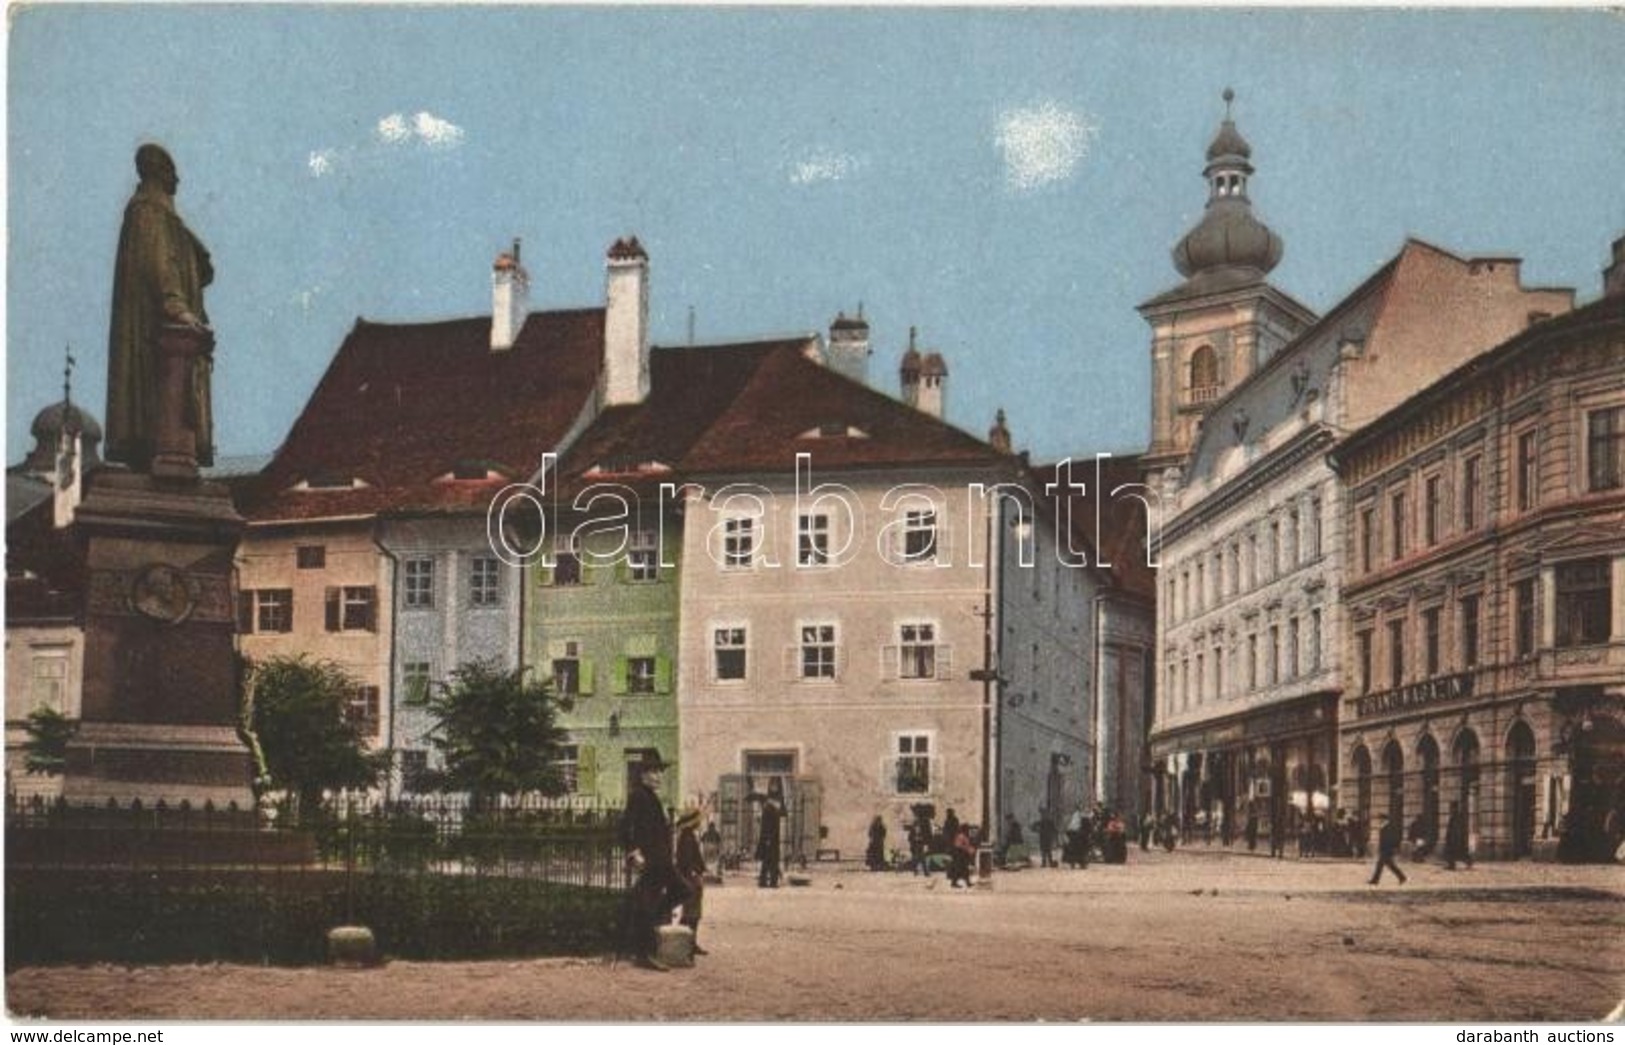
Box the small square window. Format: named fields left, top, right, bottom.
left=296, top=545, right=326, bottom=570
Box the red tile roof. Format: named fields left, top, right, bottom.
left=1036, top=454, right=1157, bottom=600
left=678, top=341, right=1006, bottom=477
left=553, top=337, right=1009, bottom=497
left=240, top=310, right=604, bottom=522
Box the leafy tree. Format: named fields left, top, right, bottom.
left=22, top=705, right=76, bottom=776
left=424, top=659, right=571, bottom=810
left=246, top=655, right=385, bottom=820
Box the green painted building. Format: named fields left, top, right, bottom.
left=528, top=512, right=683, bottom=804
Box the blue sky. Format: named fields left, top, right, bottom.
left=7, top=6, right=1625, bottom=467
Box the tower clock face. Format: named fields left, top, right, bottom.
left=130, top=563, right=196, bottom=624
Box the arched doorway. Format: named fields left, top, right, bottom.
left=1382, top=740, right=1405, bottom=827
left=1505, top=721, right=1538, bottom=859
left=1453, top=728, right=1481, bottom=850
left=1418, top=734, right=1442, bottom=849
left=1352, top=745, right=1373, bottom=823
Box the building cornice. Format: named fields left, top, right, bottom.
left=1164, top=424, right=1335, bottom=544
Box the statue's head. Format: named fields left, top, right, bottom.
left=135, top=143, right=178, bottom=194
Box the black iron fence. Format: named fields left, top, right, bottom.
left=5, top=792, right=632, bottom=966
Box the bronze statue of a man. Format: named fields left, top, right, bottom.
left=106, top=143, right=214, bottom=470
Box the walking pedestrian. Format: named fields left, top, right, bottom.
left=674, top=807, right=709, bottom=956
left=948, top=824, right=977, bottom=888
left=1368, top=812, right=1408, bottom=886
left=620, top=750, right=681, bottom=971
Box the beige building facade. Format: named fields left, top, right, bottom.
left=1333, top=276, right=1625, bottom=861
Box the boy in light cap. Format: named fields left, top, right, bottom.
left=674, top=807, right=709, bottom=955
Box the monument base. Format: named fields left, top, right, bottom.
left=63, top=722, right=255, bottom=808
left=63, top=468, right=254, bottom=808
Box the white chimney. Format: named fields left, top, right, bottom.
left=917, top=350, right=948, bottom=421
left=491, top=238, right=529, bottom=351
left=827, top=306, right=872, bottom=385
left=603, top=236, right=650, bottom=407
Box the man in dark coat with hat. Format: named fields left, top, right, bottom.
left=621, top=750, right=679, bottom=970
left=1368, top=812, right=1408, bottom=886
left=756, top=781, right=786, bottom=888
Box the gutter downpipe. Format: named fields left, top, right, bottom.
left=1093, top=590, right=1110, bottom=809
left=373, top=521, right=401, bottom=802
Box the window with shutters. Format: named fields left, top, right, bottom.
left=898, top=622, right=941, bottom=680
left=628, top=656, right=657, bottom=694
left=325, top=586, right=376, bottom=632
left=893, top=733, right=932, bottom=795
left=256, top=589, right=293, bottom=633
left=552, top=649, right=582, bottom=696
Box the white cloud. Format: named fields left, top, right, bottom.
left=412, top=112, right=465, bottom=148
left=995, top=102, right=1100, bottom=192
left=790, top=150, right=861, bottom=185
left=308, top=110, right=466, bottom=180
left=376, top=111, right=465, bottom=149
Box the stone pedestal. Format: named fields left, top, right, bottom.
left=62, top=468, right=254, bottom=807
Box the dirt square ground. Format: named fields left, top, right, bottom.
left=7, top=846, right=1623, bottom=1022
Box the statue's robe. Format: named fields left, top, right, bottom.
left=106, top=181, right=214, bottom=469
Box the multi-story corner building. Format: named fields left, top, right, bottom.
left=663, top=337, right=1107, bottom=861
left=236, top=240, right=611, bottom=787
left=1143, top=100, right=1578, bottom=839
left=1331, top=246, right=1624, bottom=861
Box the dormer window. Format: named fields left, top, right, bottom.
left=435, top=459, right=513, bottom=483
left=797, top=422, right=871, bottom=440
left=292, top=473, right=369, bottom=492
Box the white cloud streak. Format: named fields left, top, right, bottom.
left=308, top=111, right=466, bottom=178
left=996, top=102, right=1100, bottom=192
left=790, top=150, right=861, bottom=185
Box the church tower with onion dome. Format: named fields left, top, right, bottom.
left=1139, top=89, right=1318, bottom=478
